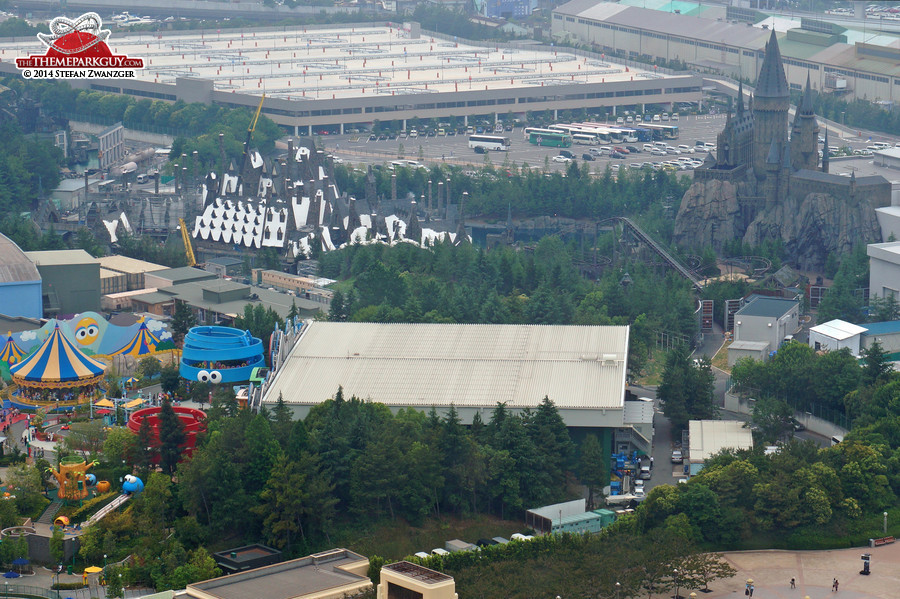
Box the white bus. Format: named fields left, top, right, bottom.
left=469, top=134, right=511, bottom=151
left=572, top=133, right=600, bottom=145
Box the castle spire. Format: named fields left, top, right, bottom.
left=800, top=72, right=815, bottom=115
left=781, top=138, right=792, bottom=170
left=822, top=129, right=830, bottom=173
left=737, top=80, right=745, bottom=115
left=755, top=29, right=789, bottom=99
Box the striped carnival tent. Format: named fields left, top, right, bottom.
left=0, top=333, right=25, bottom=365
left=10, top=324, right=106, bottom=388
left=109, top=320, right=161, bottom=357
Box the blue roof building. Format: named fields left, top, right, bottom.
left=0, top=234, right=42, bottom=320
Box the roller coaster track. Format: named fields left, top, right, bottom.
left=529, top=217, right=702, bottom=290
left=602, top=217, right=703, bottom=291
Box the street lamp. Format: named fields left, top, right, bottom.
left=673, top=569, right=680, bottom=599
left=616, top=581, right=621, bottom=599
left=884, top=511, right=889, bottom=534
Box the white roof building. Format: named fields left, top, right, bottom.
left=262, top=322, right=631, bottom=427
left=809, top=319, right=869, bottom=356
left=687, top=420, right=753, bottom=475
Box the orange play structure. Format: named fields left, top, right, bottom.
left=47, top=457, right=97, bottom=501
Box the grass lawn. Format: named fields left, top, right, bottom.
left=335, top=514, right=526, bottom=560
left=635, top=351, right=666, bottom=386
left=712, top=339, right=732, bottom=374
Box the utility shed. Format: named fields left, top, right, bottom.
left=444, top=540, right=476, bottom=553
left=526, top=499, right=587, bottom=534
left=809, top=319, right=868, bottom=356
left=687, top=420, right=753, bottom=475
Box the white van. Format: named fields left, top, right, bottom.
left=661, top=113, right=669, bottom=121
left=671, top=113, right=680, bottom=121
left=652, top=114, right=661, bottom=122
left=431, top=548, right=449, bottom=556
left=616, top=116, right=625, bottom=125
left=136, top=173, right=150, bottom=184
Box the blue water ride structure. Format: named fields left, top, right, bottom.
left=179, top=326, right=265, bottom=385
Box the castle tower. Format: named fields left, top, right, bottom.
left=765, top=136, right=781, bottom=209
left=780, top=137, right=792, bottom=201
left=752, top=30, right=791, bottom=180
left=791, top=73, right=820, bottom=171
left=822, top=129, right=830, bottom=174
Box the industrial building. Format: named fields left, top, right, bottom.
left=262, top=322, right=650, bottom=456
left=130, top=276, right=324, bottom=322
left=0, top=23, right=701, bottom=135
left=525, top=499, right=616, bottom=535
left=728, top=296, right=800, bottom=365
left=869, top=241, right=900, bottom=301
left=809, top=318, right=900, bottom=361
left=186, top=548, right=371, bottom=599
left=97, top=255, right=168, bottom=291
left=687, top=420, right=754, bottom=475
left=552, top=0, right=900, bottom=104
left=0, top=234, right=43, bottom=320
left=378, top=562, right=458, bottom=599
left=23, top=249, right=100, bottom=316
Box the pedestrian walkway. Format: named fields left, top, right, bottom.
left=700, top=543, right=900, bottom=599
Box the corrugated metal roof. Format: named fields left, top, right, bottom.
left=98, top=255, right=167, bottom=275
left=24, top=249, right=97, bottom=267
left=265, top=322, right=629, bottom=411
left=861, top=320, right=900, bottom=336
left=0, top=234, right=40, bottom=285
left=810, top=319, right=868, bottom=340
left=688, top=420, right=753, bottom=462
left=735, top=297, right=797, bottom=318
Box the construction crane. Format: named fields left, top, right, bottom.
left=179, top=217, right=197, bottom=267
left=236, top=94, right=265, bottom=190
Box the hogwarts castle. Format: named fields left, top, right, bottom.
left=674, top=30, right=890, bottom=270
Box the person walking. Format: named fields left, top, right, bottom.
left=834, top=579, right=839, bottom=592
left=749, top=584, right=754, bottom=597
left=790, top=578, right=796, bottom=589
left=832, top=578, right=837, bottom=592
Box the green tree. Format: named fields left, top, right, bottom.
left=157, top=399, right=186, bottom=476
left=49, top=526, right=64, bottom=565
left=171, top=303, right=197, bottom=346
left=578, top=434, right=606, bottom=509
left=138, top=356, right=162, bottom=381
left=750, top=396, right=793, bottom=444
left=861, top=339, right=893, bottom=386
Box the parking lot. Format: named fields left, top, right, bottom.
left=317, top=113, right=900, bottom=179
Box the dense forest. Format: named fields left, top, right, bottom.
left=318, top=237, right=699, bottom=376
left=335, top=160, right=689, bottom=223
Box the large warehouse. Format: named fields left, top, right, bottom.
left=552, top=0, right=900, bottom=104
left=262, top=322, right=638, bottom=432
left=0, top=234, right=43, bottom=320
left=0, top=22, right=701, bottom=135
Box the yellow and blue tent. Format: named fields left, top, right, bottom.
left=0, top=333, right=25, bottom=365
left=109, top=320, right=160, bottom=357
left=10, top=324, right=106, bottom=388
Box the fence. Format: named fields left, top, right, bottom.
left=727, top=382, right=853, bottom=431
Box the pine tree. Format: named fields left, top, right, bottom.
left=158, top=398, right=186, bottom=476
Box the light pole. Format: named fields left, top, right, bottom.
left=673, top=569, right=680, bottom=599
left=616, top=581, right=621, bottom=599
left=884, top=511, right=888, bottom=534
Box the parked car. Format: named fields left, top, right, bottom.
left=639, top=465, right=652, bottom=480
left=626, top=145, right=640, bottom=154
left=610, top=151, right=626, bottom=159
left=559, top=149, right=575, bottom=158
left=552, top=155, right=572, bottom=163
left=671, top=449, right=683, bottom=464
left=582, top=153, right=595, bottom=161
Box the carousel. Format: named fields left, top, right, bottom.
left=9, top=324, right=107, bottom=410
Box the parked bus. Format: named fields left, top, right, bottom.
left=468, top=134, right=511, bottom=151
left=572, top=133, right=601, bottom=145
left=642, top=123, right=680, bottom=140
left=527, top=129, right=573, bottom=148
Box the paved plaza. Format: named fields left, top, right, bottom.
left=698, top=543, right=900, bottom=599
